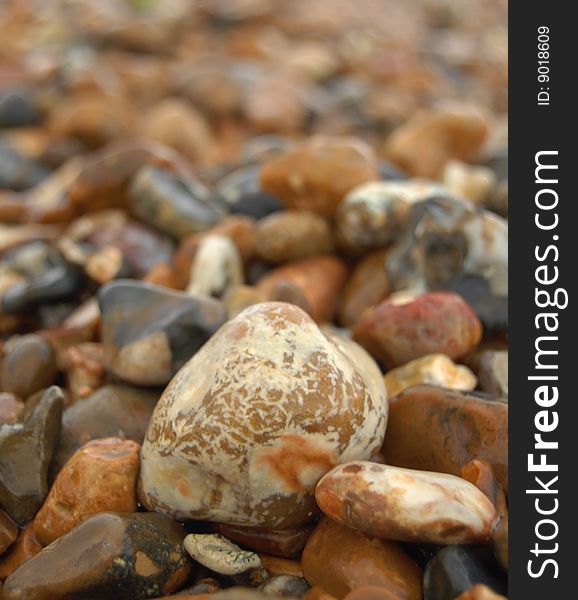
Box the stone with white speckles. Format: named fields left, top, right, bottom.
left=138, top=302, right=388, bottom=529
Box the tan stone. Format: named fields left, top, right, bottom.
left=32, top=437, right=140, bottom=545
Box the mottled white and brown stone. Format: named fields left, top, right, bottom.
left=315, top=462, right=497, bottom=545
left=139, top=302, right=387, bottom=529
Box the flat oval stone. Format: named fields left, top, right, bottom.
left=353, top=292, right=482, bottom=369
left=422, top=546, right=506, bottom=600
left=32, top=437, right=140, bottom=545
left=139, top=302, right=387, bottom=529
left=2, top=512, right=192, bottom=600
left=316, top=462, right=497, bottom=545
left=301, top=518, right=422, bottom=600
left=0, top=386, right=63, bottom=525
left=99, top=280, right=227, bottom=386
left=381, top=386, right=508, bottom=493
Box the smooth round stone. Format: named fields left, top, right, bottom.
left=256, top=255, right=349, bottom=323
left=384, top=104, right=488, bottom=178
left=383, top=354, right=477, bottom=399
left=260, top=575, right=310, bottom=598
left=32, top=437, right=140, bottom=545
left=382, top=386, right=508, bottom=493
left=0, top=386, right=63, bottom=526
left=0, top=144, right=48, bottom=191
left=99, top=280, right=227, bottom=386
left=1, top=335, right=57, bottom=400
left=2, top=512, right=193, bottom=600
left=139, top=302, right=387, bottom=529
left=187, top=235, right=244, bottom=299
left=336, top=180, right=446, bottom=253
left=130, top=166, right=223, bottom=239
left=302, top=518, right=422, bottom=600
left=260, top=136, right=380, bottom=218
left=0, top=510, right=18, bottom=557
left=353, top=292, right=482, bottom=369
left=0, top=90, right=40, bottom=128
left=255, top=211, right=334, bottom=264
left=422, top=546, right=507, bottom=600
left=215, top=164, right=284, bottom=220
left=51, top=384, right=159, bottom=475
left=316, top=462, right=497, bottom=545
left=0, top=524, right=43, bottom=581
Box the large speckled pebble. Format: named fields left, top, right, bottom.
left=2, top=512, right=192, bottom=600
left=260, top=137, right=380, bottom=218
left=139, top=302, right=387, bottom=529
left=316, top=462, right=497, bottom=545
left=353, top=292, right=482, bottom=369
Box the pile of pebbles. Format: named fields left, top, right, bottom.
left=0, top=1, right=508, bottom=599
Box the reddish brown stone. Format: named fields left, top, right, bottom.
left=260, top=137, right=380, bottom=218
left=382, top=386, right=508, bottom=493
left=0, top=512, right=18, bottom=557
left=33, top=437, right=140, bottom=545
left=301, top=518, right=422, bottom=600
left=454, top=584, right=506, bottom=600
left=303, top=587, right=339, bottom=600
left=143, top=263, right=179, bottom=289
left=256, top=256, right=348, bottom=323
left=259, top=555, right=303, bottom=578
left=460, top=460, right=507, bottom=517
left=0, top=525, right=42, bottom=582
left=344, top=586, right=406, bottom=600
left=338, top=249, right=390, bottom=329
left=353, top=292, right=482, bottom=368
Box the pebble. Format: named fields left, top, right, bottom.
left=0, top=395, right=23, bottom=425
left=343, top=587, right=408, bottom=600
left=353, top=292, right=482, bottom=369
left=260, top=575, right=310, bottom=598
left=259, top=555, right=303, bottom=578
left=459, top=460, right=507, bottom=517
left=215, top=165, right=284, bottom=220
left=187, top=235, right=244, bottom=299
left=99, top=280, right=227, bottom=386
left=2, top=512, right=192, bottom=600
left=0, top=386, right=63, bottom=525
left=383, top=354, right=477, bottom=398
left=256, top=256, right=349, bottom=323
left=1, top=335, right=57, bottom=400
left=476, top=351, right=508, bottom=399
left=338, top=249, right=390, bottom=329
left=215, top=523, right=314, bottom=558
left=443, top=161, right=496, bottom=205
left=255, top=211, right=334, bottom=264
left=130, top=166, right=223, bottom=239
left=384, top=104, right=488, bottom=178
left=336, top=181, right=446, bottom=254
left=316, top=462, right=497, bottom=545
left=0, top=511, right=17, bottom=557
left=385, top=197, right=507, bottom=334
left=422, top=546, right=506, bottom=600
left=260, top=137, right=380, bottom=218
left=184, top=533, right=267, bottom=584
left=301, top=518, right=422, bottom=600
left=51, top=383, right=159, bottom=475
left=139, top=302, right=387, bottom=529
left=32, top=437, right=140, bottom=545
left=455, top=585, right=506, bottom=600
left=64, top=342, right=105, bottom=401
left=382, top=386, right=508, bottom=493
left=0, top=525, right=43, bottom=582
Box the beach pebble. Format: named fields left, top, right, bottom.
left=32, top=437, right=140, bottom=545
left=139, top=302, right=387, bottom=529
left=316, top=462, right=497, bottom=545
left=383, top=354, right=477, bottom=398
left=353, top=292, right=482, bottom=368
left=260, top=137, right=380, bottom=218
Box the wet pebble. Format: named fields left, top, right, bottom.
left=139, top=302, right=387, bottom=529
left=353, top=292, right=482, bottom=369
left=316, top=462, right=497, bottom=545
left=99, top=280, right=227, bottom=386
left=3, top=512, right=193, bottom=600
left=33, top=437, right=140, bottom=545
left=0, top=386, right=63, bottom=525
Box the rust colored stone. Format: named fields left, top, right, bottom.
left=0, top=511, right=18, bottom=557
left=0, top=525, right=42, bottom=582
left=455, top=584, right=506, bottom=600
left=382, top=386, right=508, bottom=493
left=259, top=555, right=303, bottom=578
left=353, top=292, right=482, bottom=368
left=143, top=263, right=179, bottom=289
left=301, top=518, right=422, bottom=600
left=33, top=437, right=140, bottom=545
left=256, top=256, right=348, bottom=323
left=303, top=587, right=339, bottom=600
left=338, top=248, right=390, bottom=329
left=260, top=137, right=380, bottom=218
left=460, top=460, right=507, bottom=517
left=344, top=586, right=406, bottom=600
